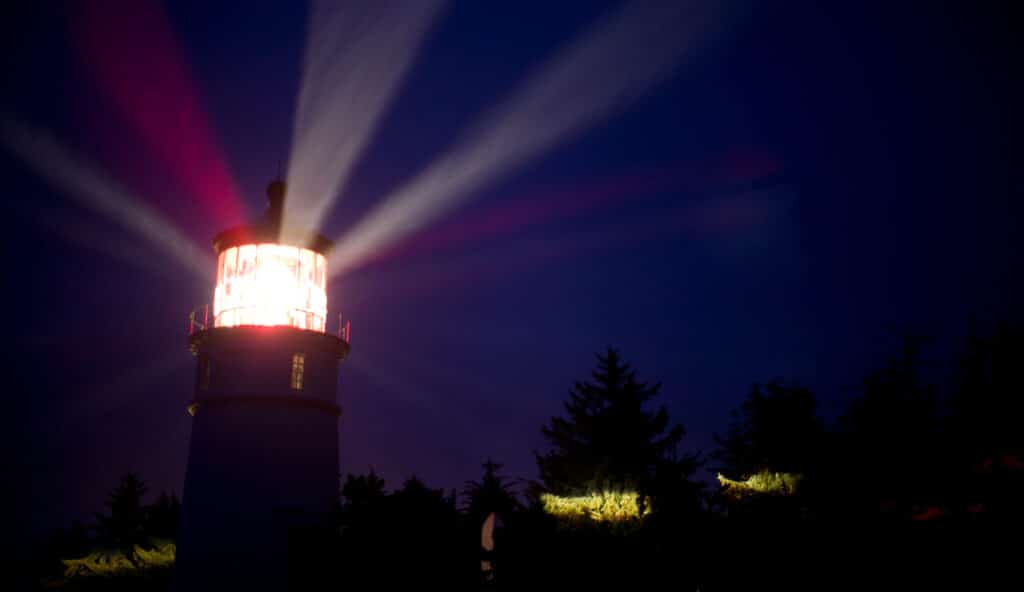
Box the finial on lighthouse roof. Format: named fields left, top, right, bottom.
left=265, top=179, right=285, bottom=228
left=267, top=179, right=286, bottom=205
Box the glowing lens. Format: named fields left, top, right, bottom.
left=213, top=243, right=327, bottom=332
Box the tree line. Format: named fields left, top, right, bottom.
left=32, top=323, right=1024, bottom=589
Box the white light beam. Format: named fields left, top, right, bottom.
left=285, top=0, right=445, bottom=234
left=328, top=0, right=726, bottom=277
left=2, top=120, right=214, bottom=281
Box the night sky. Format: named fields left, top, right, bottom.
left=4, top=0, right=1019, bottom=540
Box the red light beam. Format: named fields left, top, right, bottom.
left=70, top=0, right=243, bottom=227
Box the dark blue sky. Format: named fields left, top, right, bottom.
left=4, top=0, right=1019, bottom=538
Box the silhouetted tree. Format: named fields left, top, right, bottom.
left=645, top=453, right=705, bottom=521
left=953, top=323, right=1024, bottom=461
left=95, top=472, right=149, bottom=552
left=463, top=458, right=521, bottom=523
left=39, top=520, right=91, bottom=576
left=144, top=492, right=180, bottom=540
left=463, top=459, right=520, bottom=584
left=951, top=323, right=1024, bottom=519
left=834, top=337, right=944, bottom=517
left=387, top=476, right=465, bottom=584
left=536, top=348, right=697, bottom=505
left=334, top=473, right=470, bottom=586
left=391, top=474, right=453, bottom=510
left=710, top=381, right=824, bottom=519
left=340, top=469, right=387, bottom=511
left=714, top=380, right=825, bottom=478
left=330, top=471, right=390, bottom=586
left=531, top=346, right=705, bottom=590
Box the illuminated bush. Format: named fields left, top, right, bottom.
left=57, top=541, right=175, bottom=580
left=717, top=471, right=802, bottom=500
left=540, top=490, right=651, bottom=523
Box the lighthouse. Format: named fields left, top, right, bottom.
left=175, top=180, right=350, bottom=590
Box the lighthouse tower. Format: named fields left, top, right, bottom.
left=175, top=180, right=350, bottom=590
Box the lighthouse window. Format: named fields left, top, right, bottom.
left=291, top=353, right=306, bottom=391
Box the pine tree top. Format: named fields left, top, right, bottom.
left=537, top=348, right=686, bottom=496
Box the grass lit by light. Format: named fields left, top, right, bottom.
left=541, top=491, right=650, bottom=523
left=57, top=542, right=175, bottom=580
left=717, top=471, right=802, bottom=500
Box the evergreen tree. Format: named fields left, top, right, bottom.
left=463, top=458, right=521, bottom=523
left=144, top=491, right=180, bottom=540
left=714, top=380, right=824, bottom=478
left=389, top=476, right=464, bottom=585
left=536, top=348, right=690, bottom=496
left=953, top=323, right=1024, bottom=461
left=340, top=469, right=387, bottom=511
left=834, top=336, right=944, bottom=516
left=95, top=472, right=149, bottom=551
left=951, top=323, right=1024, bottom=519
left=389, top=475, right=457, bottom=528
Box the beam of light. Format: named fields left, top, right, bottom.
left=340, top=188, right=792, bottom=307
left=20, top=206, right=172, bottom=276
left=1, top=120, right=214, bottom=281
left=328, top=0, right=728, bottom=277
left=345, top=348, right=435, bottom=406
left=70, top=0, right=243, bottom=227
left=347, top=147, right=785, bottom=276
left=59, top=351, right=190, bottom=430
left=349, top=163, right=682, bottom=273
left=30, top=344, right=191, bottom=480
left=284, top=0, right=445, bottom=234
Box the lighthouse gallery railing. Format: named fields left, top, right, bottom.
left=188, top=304, right=351, bottom=344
